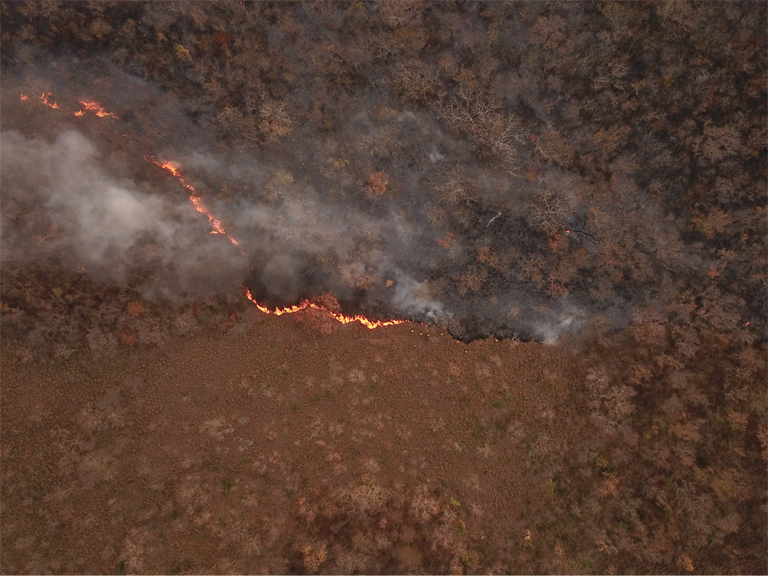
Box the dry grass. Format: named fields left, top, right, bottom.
left=0, top=314, right=582, bottom=574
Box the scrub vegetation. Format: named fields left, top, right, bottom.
left=1, top=1, right=765, bottom=574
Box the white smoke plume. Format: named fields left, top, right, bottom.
left=391, top=271, right=450, bottom=323
left=0, top=53, right=636, bottom=340
left=0, top=129, right=243, bottom=293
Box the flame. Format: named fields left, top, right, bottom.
left=244, top=288, right=405, bottom=329
left=18, top=90, right=406, bottom=332
left=146, top=156, right=187, bottom=182
left=148, top=155, right=405, bottom=330
left=145, top=155, right=241, bottom=249
left=75, top=100, right=119, bottom=119
left=22, top=93, right=118, bottom=120
left=41, top=93, right=59, bottom=109
left=189, top=195, right=240, bottom=245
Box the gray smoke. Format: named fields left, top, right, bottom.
left=0, top=54, right=635, bottom=342
left=0, top=128, right=244, bottom=295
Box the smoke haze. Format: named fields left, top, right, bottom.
left=0, top=52, right=683, bottom=342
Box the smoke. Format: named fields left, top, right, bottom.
left=0, top=52, right=641, bottom=342
left=5, top=130, right=171, bottom=257
left=0, top=129, right=243, bottom=294
left=531, top=307, right=586, bottom=346
left=391, top=272, right=449, bottom=323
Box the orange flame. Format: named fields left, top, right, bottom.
left=75, top=100, right=119, bottom=119
left=41, top=93, right=59, bottom=109
left=244, top=288, right=405, bottom=329
left=148, top=159, right=404, bottom=330
left=145, top=155, right=240, bottom=248
left=189, top=195, right=240, bottom=245
left=21, top=86, right=406, bottom=332
left=24, top=93, right=117, bottom=118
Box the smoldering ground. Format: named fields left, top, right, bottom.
left=1, top=54, right=682, bottom=342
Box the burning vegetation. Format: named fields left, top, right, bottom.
left=0, top=1, right=766, bottom=574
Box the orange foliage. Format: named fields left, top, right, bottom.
left=438, top=232, right=455, bottom=250
left=127, top=301, right=145, bottom=317
left=548, top=232, right=566, bottom=251
left=120, top=330, right=137, bottom=345
left=365, top=171, right=388, bottom=197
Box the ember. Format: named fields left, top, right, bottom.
left=75, top=100, right=119, bottom=119
left=40, top=93, right=59, bottom=109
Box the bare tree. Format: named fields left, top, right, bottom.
left=440, top=87, right=530, bottom=175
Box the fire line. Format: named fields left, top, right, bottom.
left=144, top=155, right=241, bottom=250
left=75, top=100, right=119, bottom=119
left=244, top=288, right=405, bottom=329
left=20, top=92, right=119, bottom=119
left=40, top=93, right=59, bottom=109
left=21, top=92, right=406, bottom=330
left=19, top=91, right=405, bottom=330
left=148, top=155, right=406, bottom=329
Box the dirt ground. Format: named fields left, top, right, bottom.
left=1, top=312, right=585, bottom=574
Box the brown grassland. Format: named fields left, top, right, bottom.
left=3, top=314, right=589, bottom=574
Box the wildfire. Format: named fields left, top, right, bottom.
left=40, top=93, right=59, bottom=109
left=149, top=155, right=408, bottom=329
left=145, top=155, right=241, bottom=249
left=19, top=86, right=405, bottom=332
left=145, top=156, right=191, bottom=187
left=189, top=195, right=240, bottom=245
left=20, top=93, right=120, bottom=119
left=148, top=155, right=405, bottom=330
left=244, top=288, right=405, bottom=329
left=75, top=100, right=119, bottom=119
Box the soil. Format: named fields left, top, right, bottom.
left=1, top=314, right=581, bottom=574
